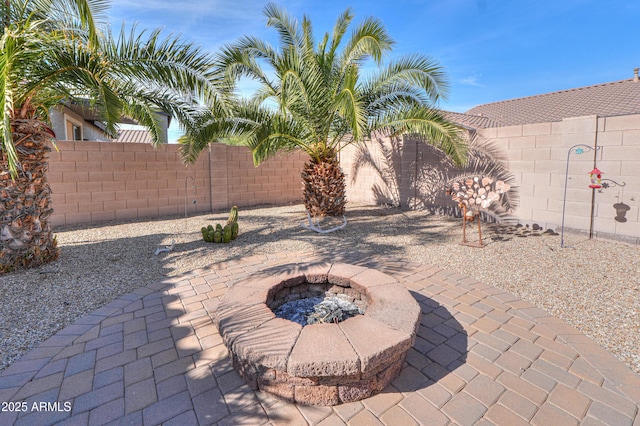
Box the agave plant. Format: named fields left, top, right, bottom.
left=180, top=3, right=466, bottom=218
left=0, top=0, right=219, bottom=272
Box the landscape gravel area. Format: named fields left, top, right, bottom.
left=1, top=203, right=638, bottom=375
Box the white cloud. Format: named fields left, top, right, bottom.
left=106, top=1, right=376, bottom=53
left=460, top=74, right=485, bottom=87
left=107, top=0, right=273, bottom=50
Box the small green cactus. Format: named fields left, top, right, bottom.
left=227, top=206, right=238, bottom=224
left=231, top=221, right=239, bottom=239
left=223, top=225, right=232, bottom=243
left=202, top=206, right=240, bottom=243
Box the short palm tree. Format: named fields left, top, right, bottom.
left=181, top=3, right=466, bottom=218
left=0, top=0, right=219, bottom=272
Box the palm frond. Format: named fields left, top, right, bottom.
left=237, top=101, right=315, bottom=164
left=263, top=2, right=302, bottom=49
left=28, top=0, right=109, bottom=45
left=301, top=15, right=314, bottom=54
left=320, top=7, right=352, bottom=67
left=367, top=53, right=450, bottom=103
left=333, top=64, right=365, bottom=142
left=371, top=106, right=467, bottom=166
left=104, top=25, right=217, bottom=105
left=216, top=36, right=277, bottom=95
left=340, top=16, right=394, bottom=67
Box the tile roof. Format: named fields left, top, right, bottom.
left=461, top=77, right=640, bottom=128
left=114, top=129, right=153, bottom=144
left=443, top=111, right=502, bottom=130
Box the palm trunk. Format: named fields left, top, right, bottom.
left=0, top=118, right=59, bottom=272
left=301, top=155, right=347, bottom=217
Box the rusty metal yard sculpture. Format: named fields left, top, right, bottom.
left=448, top=177, right=511, bottom=247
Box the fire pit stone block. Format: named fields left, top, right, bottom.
left=215, top=262, right=421, bottom=406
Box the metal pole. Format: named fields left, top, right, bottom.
left=208, top=146, right=213, bottom=213
left=185, top=175, right=195, bottom=218
left=588, top=117, right=599, bottom=239
left=413, top=137, right=418, bottom=210
left=589, top=189, right=596, bottom=239
left=560, top=144, right=600, bottom=248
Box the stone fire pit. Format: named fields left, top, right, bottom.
left=214, top=262, right=421, bottom=406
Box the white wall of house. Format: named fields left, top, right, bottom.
left=49, top=107, right=112, bottom=142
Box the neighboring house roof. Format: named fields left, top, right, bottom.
left=114, top=129, right=154, bottom=144
left=443, top=111, right=502, bottom=130
left=458, top=71, right=640, bottom=128
left=65, top=102, right=138, bottom=127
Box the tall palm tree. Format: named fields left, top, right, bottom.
left=0, top=0, right=220, bottom=272
left=180, top=3, right=466, bottom=218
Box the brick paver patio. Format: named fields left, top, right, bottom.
left=1, top=252, right=639, bottom=425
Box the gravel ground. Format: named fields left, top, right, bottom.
left=1, top=203, right=638, bottom=375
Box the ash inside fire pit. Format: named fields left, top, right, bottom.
left=274, top=295, right=365, bottom=326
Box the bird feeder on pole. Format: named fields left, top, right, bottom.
left=589, top=168, right=603, bottom=189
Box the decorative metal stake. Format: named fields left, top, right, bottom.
left=184, top=175, right=197, bottom=218
left=560, top=144, right=601, bottom=248
left=598, top=179, right=626, bottom=192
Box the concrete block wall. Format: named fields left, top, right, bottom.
left=47, top=141, right=307, bottom=226
left=43, top=113, right=640, bottom=243
left=343, top=135, right=516, bottom=218
left=594, top=115, right=640, bottom=240
left=341, top=136, right=435, bottom=210
left=208, top=144, right=305, bottom=210
left=340, top=137, right=405, bottom=207
left=478, top=114, right=640, bottom=243
left=342, top=113, right=640, bottom=243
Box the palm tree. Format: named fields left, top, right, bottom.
left=0, top=0, right=219, bottom=272
left=180, top=3, right=466, bottom=218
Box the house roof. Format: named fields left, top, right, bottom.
left=64, top=100, right=172, bottom=129
left=65, top=102, right=139, bottom=126
left=114, top=129, right=154, bottom=144
left=460, top=73, right=640, bottom=128
left=443, top=111, right=502, bottom=130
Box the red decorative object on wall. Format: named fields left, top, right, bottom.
left=589, top=168, right=603, bottom=189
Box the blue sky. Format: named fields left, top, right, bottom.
left=107, top=0, right=639, bottom=139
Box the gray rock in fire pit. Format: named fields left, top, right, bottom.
left=274, top=295, right=364, bottom=326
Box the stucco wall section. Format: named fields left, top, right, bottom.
left=49, top=108, right=111, bottom=142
